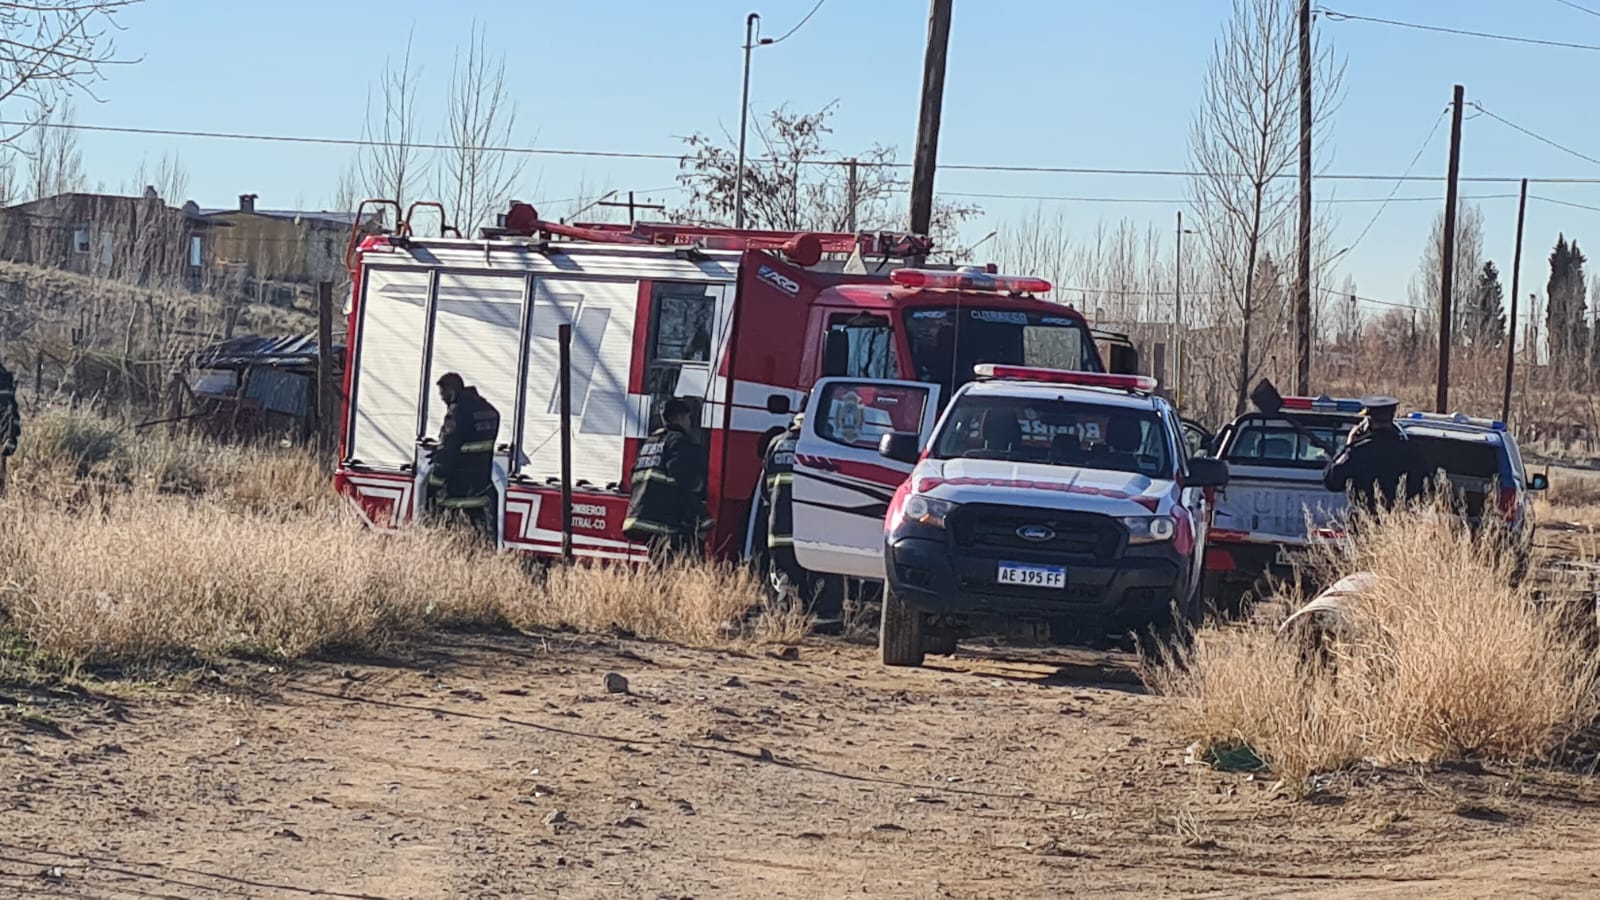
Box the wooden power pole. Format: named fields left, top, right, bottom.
left=1502, top=178, right=1528, bottom=425
left=1436, top=84, right=1465, bottom=413
left=909, top=0, right=954, bottom=239
left=1294, top=0, right=1313, bottom=395
left=316, top=280, right=337, bottom=451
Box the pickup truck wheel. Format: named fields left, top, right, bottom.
left=879, top=588, right=926, bottom=668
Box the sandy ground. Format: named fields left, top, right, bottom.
left=4, top=624, right=1600, bottom=900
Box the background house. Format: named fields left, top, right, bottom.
left=202, top=194, right=379, bottom=308
left=0, top=188, right=221, bottom=290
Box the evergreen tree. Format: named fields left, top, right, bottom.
left=1547, top=235, right=1589, bottom=366
left=1471, top=260, right=1506, bottom=348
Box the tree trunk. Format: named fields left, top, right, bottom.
left=1236, top=192, right=1265, bottom=415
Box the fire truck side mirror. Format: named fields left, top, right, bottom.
left=765, top=394, right=792, bottom=415
left=822, top=330, right=850, bottom=377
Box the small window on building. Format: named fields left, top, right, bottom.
left=324, top=238, right=335, bottom=258
left=190, top=235, right=203, bottom=267
left=71, top=226, right=89, bottom=254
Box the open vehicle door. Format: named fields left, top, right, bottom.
left=792, top=377, right=942, bottom=579
left=1180, top=417, right=1214, bottom=458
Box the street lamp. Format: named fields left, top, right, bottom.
left=734, top=13, right=773, bottom=230
left=1174, top=210, right=1197, bottom=407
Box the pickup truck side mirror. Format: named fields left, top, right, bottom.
left=1187, top=457, right=1229, bottom=489
left=766, top=394, right=792, bottom=415
left=1529, top=472, right=1550, bottom=491
left=879, top=431, right=921, bottom=465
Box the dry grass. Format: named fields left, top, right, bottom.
left=1152, top=505, right=1600, bottom=789
left=0, top=406, right=802, bottom=673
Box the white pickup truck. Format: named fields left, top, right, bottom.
left=1200, top=395, right=1363, bottom=609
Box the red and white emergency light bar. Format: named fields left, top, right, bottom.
left=972, top=364, right=1159, bottom=393
left=1278, top=394, right=1364, bottom=413
left=890, top=268, right=1052, bottom=295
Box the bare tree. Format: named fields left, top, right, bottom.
left=28, top=97, right=84, bottom=199
left=1187, top=0, right=1342, bottom=413
left=0, top=1, right=141, bottom=147
left=125, top=151, right=188, bottom=201
left=438, top=23, right=524, bottom=237
left=675, top=102, right=977, bottom=249
left=360, top=31, right=428, bottom=216
left=1407, top=200, right=1484, bottom=353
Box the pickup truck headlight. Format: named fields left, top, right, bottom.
left=1122, top=515, right=1177, bottom=544
left=902, top=494, right=956, bottom=530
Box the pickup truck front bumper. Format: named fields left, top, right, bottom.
left=886, top=535, right=1187, bottom=627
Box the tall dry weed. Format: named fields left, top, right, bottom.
left=1153, top=503, right=1600, bottom=787
left=0, top=484, right=792, bottom=670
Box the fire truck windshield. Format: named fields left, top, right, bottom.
left=904, top=307, right=1098, bottom=396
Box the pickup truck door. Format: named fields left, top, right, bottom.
left=792, top=377, right=942, bottom=580
left=1180, top=418, right=1214, bottom=458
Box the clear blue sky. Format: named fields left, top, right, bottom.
left=56, top=0, right=1600, bottom=325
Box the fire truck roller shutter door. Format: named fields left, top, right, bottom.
left=348, top=266, right=432, bottom=468
left=519, top=277, right=644, bottom=489
left=423, top=273, right=524, bottom=452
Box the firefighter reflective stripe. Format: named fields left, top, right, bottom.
left=766, top=471, right=794, bottom=489
left=633, top=470, right=679, bottom=487
left=459, top=440, right=495, bottom=453
left=428, top=473, right=446, bottom=488
left=768, top=533, right=794, bottom=547
left=440, top=494, right=490, bottom=509
left=621, top=516, right=675, bottom=535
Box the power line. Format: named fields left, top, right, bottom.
left=1531, top=194, right=1600, bottom=213
left=767, top=0, right=827, bottom=44
left=1553, top=0, right=1600, bottom=18
left=16, top=117, right=1600, bottom=184
left=1343, top=107, right=1450, bottom=258
left=935, top=189, right=1516, bottom=205
left=1319, top=7, right=1600, bottom=52
left=1315, top=284, right=1416, bottom=311
left=1470, top=102, right=1600, bottom=168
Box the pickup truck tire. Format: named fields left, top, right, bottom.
left=880, top=588, right=926, bottom=667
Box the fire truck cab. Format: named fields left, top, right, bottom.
left=334, top=203, right=1132, bottom=568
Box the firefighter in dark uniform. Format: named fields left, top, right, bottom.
left=428, top=372, right=501, bottom=543
left=623, top=398, right=708, bottom=561
left=763, top=413, right=804, bottom=595
left=0, top=361, right=19, bottom=496
left=1322, top=395, right=1435, bottom=520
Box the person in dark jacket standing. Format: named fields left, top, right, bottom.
left=0, top=361, right=18, bottom=497
left=428, top=373, right=501, bottom=543
left=763, top=413, right=804, bottom=591
left=1322, top=396, right=1434, bottom=519
left=759, top=412, right=844, bottom=631
left=623, top=398, right=707, bottom=561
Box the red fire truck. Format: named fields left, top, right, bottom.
left=334, top=202, right=1138, bottom=564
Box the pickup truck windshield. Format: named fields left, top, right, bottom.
left=905, top=308, right=1099, bottom=396
left=1226, top=421, right=1353, bottom=465
left=931, top=396, right=1172, bottom=478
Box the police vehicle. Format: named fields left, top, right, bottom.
left=786, top=365, right=1229, bottom=667
left=1398, top=411, right=1548, bottom=578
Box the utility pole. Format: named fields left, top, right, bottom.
left=598, top=191, right=666, bottom=225
left=845, top=158, right=859, bottom=233
left=316, top=281, right=336, bottom=451
left=734, top=13, right=764, bottom=230
left=1502, top=178, right=1528, bottom=425
left=1294, top=0, right=1313, bottom=395
left=1174, top=210, right=1195, bottom=407
left=1436, top=84, right=1465, bottom=413
left=909, top=0, right=953, bottom=239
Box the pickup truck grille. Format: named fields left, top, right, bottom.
left=949, top=505, right=1123, bottom=560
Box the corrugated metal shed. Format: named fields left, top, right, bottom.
left=194, top=334, right=344, bottom=372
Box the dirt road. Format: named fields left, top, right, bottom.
left=4, top=630, right=1600, bottom=899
